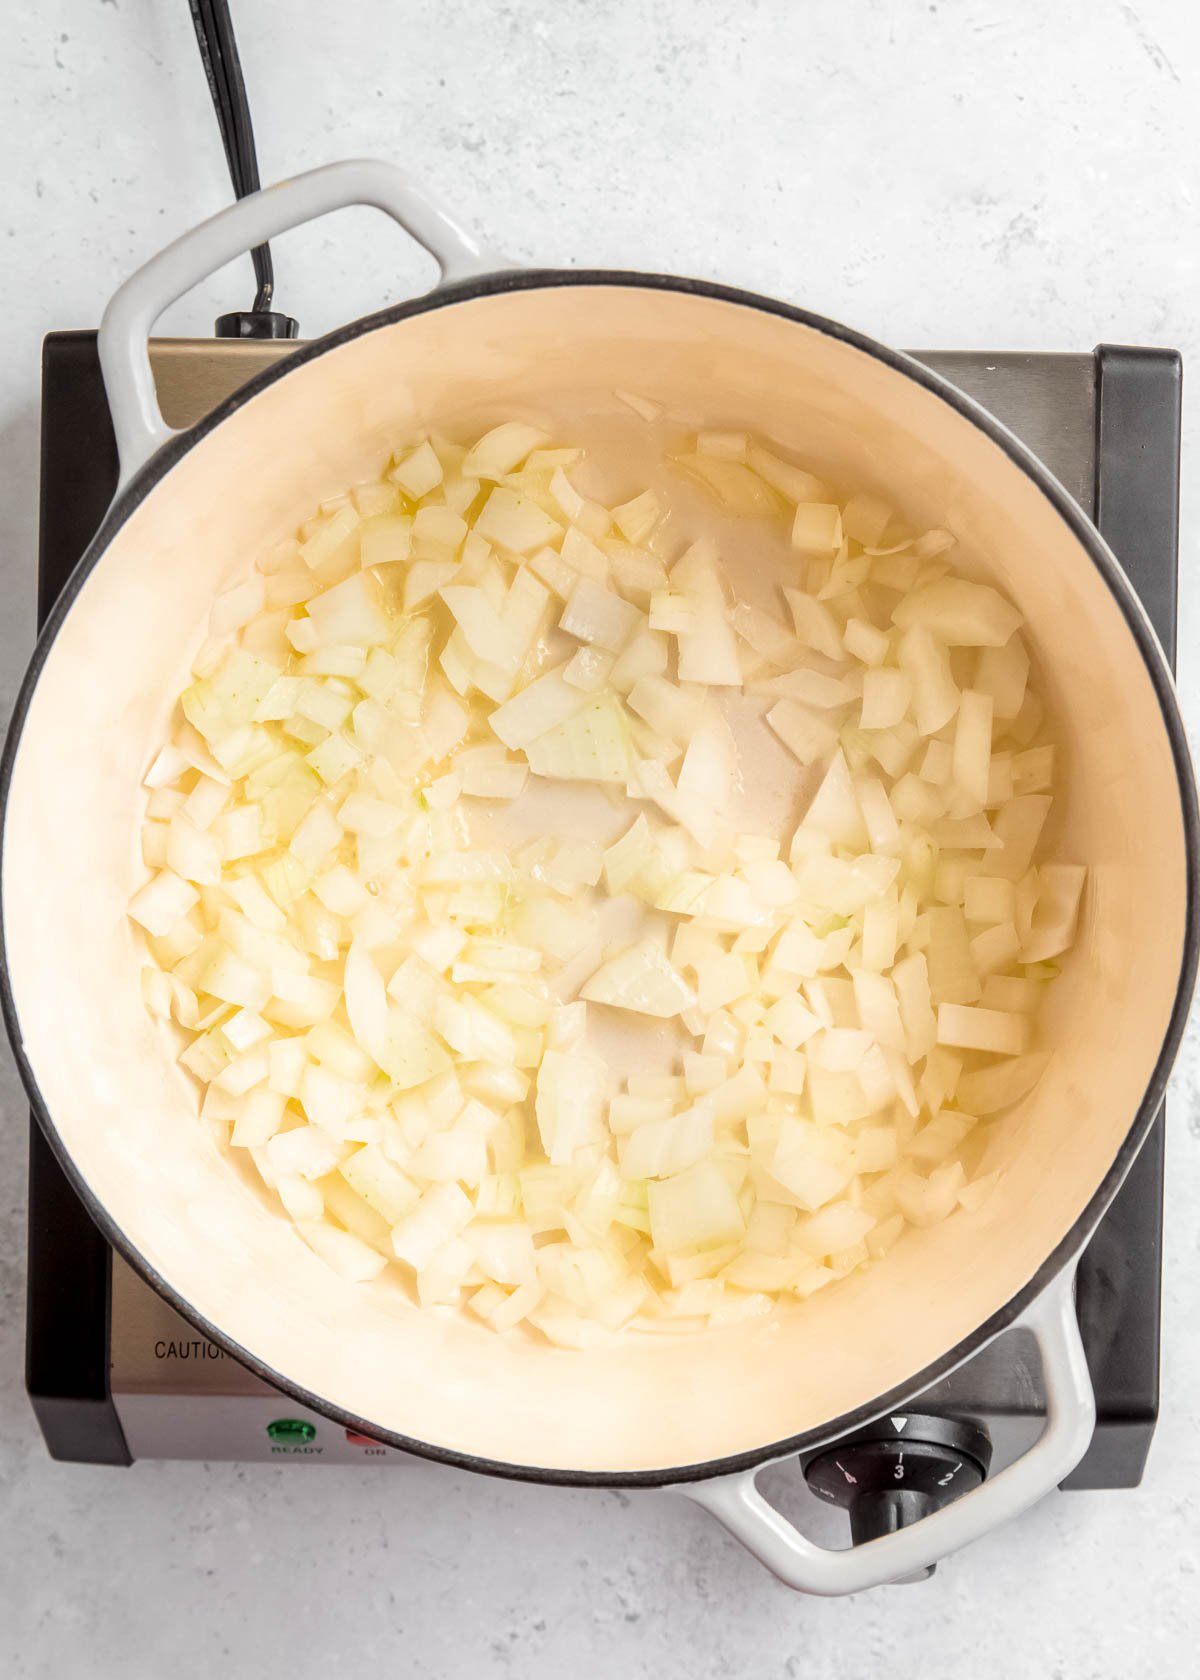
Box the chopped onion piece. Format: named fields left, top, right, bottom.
left=937, top=1002, right=1030, bottom=1055
left=129, top=870, right=199, bottom=936
left=612, top=490, right=662, bottom=544
left=790, top=503, right=843, bottom=556
left=648, top=1160, right=745, bottom=1254
left=767, top=700, right=839, bottom=766
left=526, top=696, right=632, bottom=784
left=475, top=487, right=562, bottom=554
left=461, top=423, right=548, bottom=479
left=860, top=668, right=911, bottom=730
left=487, top=667, right=583, bottom=749
left=671, top=542, right=742, bottom=685
left=893, top=578, right=1023, bottom=647
left=976, top=634, right=1030, bottom=719
left=582, top=938, right=696, bottom=1019
left=535, top=1049, right=607, bottom=1165
left=560, top=576, right=641, bottom=652
left=898, top=624, right=959, bottom=735
left=746, top=442, right=828, bottom=503
left=1022, top=863, right=1086, bottom=962
left=783, top=588, right=843, bottom=659
left=952, top=688, right=994, bottom=806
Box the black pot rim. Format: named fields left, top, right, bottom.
left=2, top=268, right=1197, bottom=1489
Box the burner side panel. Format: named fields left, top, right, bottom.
left=26, top=333, right=129, bottom=1465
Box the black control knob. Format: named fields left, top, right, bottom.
left=802, top=1413, right=992, bottom=1578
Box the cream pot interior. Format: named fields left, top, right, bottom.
left=2, top=282, right=1191, bottom=1476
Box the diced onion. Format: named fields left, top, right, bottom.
left=134, top=417, right=1081, bottom=1343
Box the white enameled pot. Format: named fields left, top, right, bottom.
left=2, top=161, right=1196, bottom=1593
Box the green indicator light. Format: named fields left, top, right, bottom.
left=267, top=1418, right=316, bottom=1445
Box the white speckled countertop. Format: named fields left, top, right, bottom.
left=2, top=1, right=1200, bottom=1673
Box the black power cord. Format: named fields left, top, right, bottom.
left=187, top=0, right=299, bottom=338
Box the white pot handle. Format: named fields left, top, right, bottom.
left=97, top=158, right=507, bottom=488
left=680, top=1264, right=1094, bottom=1595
